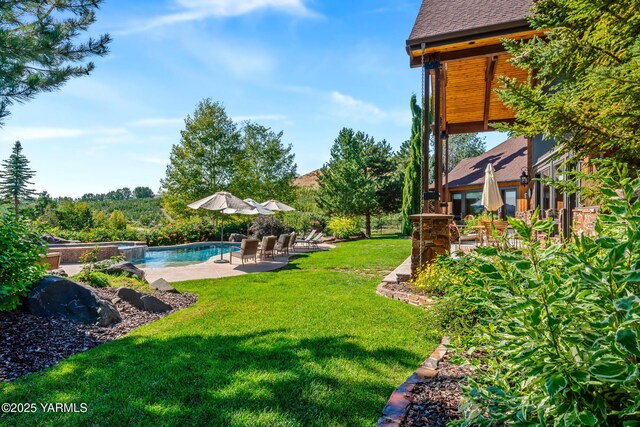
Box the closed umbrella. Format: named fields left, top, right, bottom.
left=188, top=192, right=254, bottom=263
left=481, top=163, right=504, bottom=217
left=261, top=199, right=295, bottom=212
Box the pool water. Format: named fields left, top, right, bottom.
left=133, top=243, right=240, bottom=268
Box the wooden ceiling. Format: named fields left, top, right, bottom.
left=411, top=30, right=542, bottom=134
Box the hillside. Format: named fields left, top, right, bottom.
left=293, top=169, right=322, bottom=188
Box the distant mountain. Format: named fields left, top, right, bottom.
left=293, top=169, right=322, bottom=188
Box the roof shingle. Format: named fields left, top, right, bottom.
left=407, top=0, right=534, bottom=46
left=447, top=136, right=527, bottom=188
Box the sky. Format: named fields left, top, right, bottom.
left=0, top=0, right=508, bottom=198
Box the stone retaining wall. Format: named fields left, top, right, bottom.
left=55, top=246, right=121, bottom=263
left=376, top=283, right=433, bottom=307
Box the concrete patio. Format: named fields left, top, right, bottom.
left=61, top=244, right=334, bottom=283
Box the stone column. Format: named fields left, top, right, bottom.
left=409, top=214, right=453, bottom=277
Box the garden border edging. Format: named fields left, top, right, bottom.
left=376, top=337, right=449, bottom=427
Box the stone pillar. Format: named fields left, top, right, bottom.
left=409, top=214, right=453, bottom=277
left=572, top=206, right=600, bottom=236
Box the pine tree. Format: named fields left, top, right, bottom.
left=317, top=128, right=398, bottom=237
left=0, top=1, right=110, bottom=125
left=498, top=0, right=640, bottom=168
left=0, top=141, right=36, bottom=217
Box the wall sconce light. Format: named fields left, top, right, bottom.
left=520, top=168, right=529, bottom=186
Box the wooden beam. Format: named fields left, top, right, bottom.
left=410, top=44, right=508, bottom=67
left=434, top=65, right=443, bottom=213
left=483, top=56, right=498, bottom=130
left=422, top=65, right=430, bottom=214
left=447, top=119, right=516, bottom=134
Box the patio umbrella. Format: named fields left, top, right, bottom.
left=243, top=198, right=275, bottom=215
left=188, top=192, right=254, bottom=263
left=261, top=199, right=295, bottom=212
left=481, top=163, right=504, bottom=218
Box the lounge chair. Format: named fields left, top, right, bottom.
left=306, top=232, right=323, bottom=249
left=230, top=238, right=259, bottom=264
left=274, top=234, right=290, bottom=256
left=259, top=235, right=277, bottom=260
left=288, top=232, right=297, bottom=252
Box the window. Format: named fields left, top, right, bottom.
left=464, top=191, right=483, bottom=216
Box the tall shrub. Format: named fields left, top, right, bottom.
left=0, top=215, right=46, bottom=311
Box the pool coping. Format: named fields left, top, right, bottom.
left=148, top=241, right=241, bottom=252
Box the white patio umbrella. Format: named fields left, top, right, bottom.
left=244, top=198, right=275, bottom=215
left=261, top=199, right=295, bottom=212
left=188, top=191, right=255, bottom=263
left=481, top=163, right=504, bottom=217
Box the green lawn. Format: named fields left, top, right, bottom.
left=1, top=236, right=437, bottom=427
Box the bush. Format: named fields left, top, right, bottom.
left=326, top=217, right=361, bottom=239
left=457, top=169, right=640, bottom=426
left=85, top=272, right=110, bottom=288
left=282, top=211, right=327, bottom=235
left=248, top=216, right=287, bottom=240
left=109, top=210, right=127, bottom=230
left=0, top=215, right=46, bottom=311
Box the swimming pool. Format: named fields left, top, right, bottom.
left=133, top=243, right=240, bottom=268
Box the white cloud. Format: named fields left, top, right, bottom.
left=330, top=91, right=385, bottom=121
left=117, top=0, right=319, bottom=35
left=330, top=91, right=410, bottom=127
left=0, top=126, right=130, bottom=143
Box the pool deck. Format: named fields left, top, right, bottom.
left=60, top=244, right=334, bottom=283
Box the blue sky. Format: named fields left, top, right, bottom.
left=0, top=0, right=507, bottom=198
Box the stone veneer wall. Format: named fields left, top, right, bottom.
left=409, top=214, right=452, bottom=277
left=54, top=246, right=121, bottom=263
left=572, top=206, right=599, bottom=236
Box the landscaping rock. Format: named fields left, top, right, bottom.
left=149, top=278, right=178, bottom=293
left=115, top=287, right=172, bottom=313
left=27, top=276, right=121, bottom=326
left=229, top=233, right=248, bottom=242
left=139, top=295, right=172, bottom=313
left=103, top=262, right=145, bottom=280
left=115, top=287, right=144, bottom=310
left=41, top=234, right=79, bottom=244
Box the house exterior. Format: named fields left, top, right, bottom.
left=447, top=136, right=528, bottom=220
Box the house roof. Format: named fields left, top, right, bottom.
left=447, top=136, right=527, bottom=188
left=407, top=0, right=534, bottom=48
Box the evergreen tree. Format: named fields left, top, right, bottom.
left=161, top=99, right=241, bottom=216
left=498, top=0, right=640, bottom=168
left=232, top=122, right=297, bottom=203
left=0, top=141, right=36, bottom=217
left=401, top=95, right=430, bottom=236
left=317, top=128, right=398, bottom=237
left=133, top=186, right=154, bottom=199
left=0, top=1, right=110, bottom=125
left=428, top=133, right=486, bottom=174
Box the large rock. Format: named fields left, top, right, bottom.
left=102, top=262, right=145, bottom=280
left=41, top=234, right=80, bottom=244
left=27, top=276, right=121, bottom=326
left=149, top=278, right=178, bottom=294
left=116, top=287, right=172, bottom=313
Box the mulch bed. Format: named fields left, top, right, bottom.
left=381, top=281, right=427, bottom=297
left=0, top=288, right=197, bottom=382
left=401, top=353, right=474, bottom=427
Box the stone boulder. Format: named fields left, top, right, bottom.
left=48, top=268, right=68, bottom=277
left=115, top=287, right=172, bottom=313
left=101, top=262, right=145, bottom=280
left=27, top=276, right=121, bottom=326
left=41, top=234, right=80, bottom=244
left=149, top=278, right=178, bottom=294
left=229, top=233, right=248, bottom=242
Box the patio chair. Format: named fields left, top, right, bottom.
left=288, top=232, right=297, bottom=252
left=259, top=235, right=277, bottom=260
left=296, top=230, right=316, bottom=248
left=229, top=238, right=259, bottom=265
left=274, top=234, right=291, bottom=256
left=452, top=222, right=479, bottom=250
left=481, top=220, right=509, bottom=248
